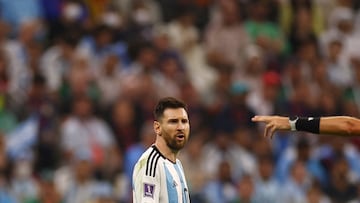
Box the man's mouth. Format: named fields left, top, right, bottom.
left=176, top=134, right=185, bottom=139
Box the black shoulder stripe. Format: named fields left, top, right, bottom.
left=152, top=154, right=161, bottom=177
left=145, top=146, right=166, bottom=177
left=152, top=145, right=166, bottom=159
left=146, top=149, right=156, bottom=176
left=149, top=153, right=160, bottom=177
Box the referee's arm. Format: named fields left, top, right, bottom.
left=319, top=116, right=360, bottom=136
left=252, top=115, right=360, bottom=138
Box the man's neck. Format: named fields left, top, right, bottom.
left=154, top=140, right=178, bottom=163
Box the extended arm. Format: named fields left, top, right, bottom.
left=319, top=116, right=360, bottom=136
left=251, top=115, right=360, bottom=138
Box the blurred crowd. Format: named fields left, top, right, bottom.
left=1, top=0, right=360, bottom=202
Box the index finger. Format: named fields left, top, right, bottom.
left=251, top=116, right=272, bottom=123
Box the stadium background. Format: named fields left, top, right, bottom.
left=1, top=0, right=360, bottom=202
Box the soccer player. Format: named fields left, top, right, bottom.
left=132, top=97, right=191, bottom=203
left=252, top=115, right=360, bottom=138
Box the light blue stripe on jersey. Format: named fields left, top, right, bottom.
left=165, top=164, right=179, bottom=203
left=174, top=163, right=189, bottom=203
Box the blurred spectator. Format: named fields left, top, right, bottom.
left=0, top=49, right=17, bottom=134
left=251, top=135, right=274, bottom=159
left=38, top=0, right=62, bottom=24
left=310, top=60, right=338, bottom=101
left=233, top=45, right=265, bottom=92
left=48, top=0, right=88, bottom=45
left=166, top=7, right=217, bottom=97
left=10, top=153, right=39, bottom=203
left=245, top=0, right=286, bottom=56
left=348, top=184, right=360, bottom=203
left=324, top=35, right=353, bottom=89
left=320, top=6, right=355, bottom=53
left=152, top=26, right=182, bottom=68
left=317, top=90, right=342, bottom=116
left=320, top=6, right=360, bottom=86
left=283, top=78, right=318, bottom=116
left=60, top=148, right=101, bottom=203
left=40, top=32, right=79, bottom=92
left=166, top=7, right=198, bottom=55
left=345, top=58, right=360, bottom=112
left=230, top=174, right=256, bottom=203
left=0, top=134, right=16, bottom=203
left=156, top=55, right=184, bottom=98
left=60, top=95, right=116, bottom=171
left=316, top=136, right=360, bottom=183
left=280, top=0, right=325, bottom=38
left=99, top=6, right=125, bottom=31
left=0, top=174, right=17, bottom=203
left=59, top=55, right=100, bottom=114
left=91, top=182, right=117, bottom=203
left=77, top=24, right=120, bottom=74
left=275, top=138, right=327, bottom=185
left=324, top=156, right=358, bottom=202
left=280, top=160, right=312, bottom=203
left=212, top=81, right=256, bottom=133
left=202, top=131, right=257, bottom=183
left=253, top=155, right=281, bottom=203
left=120, top=0, right=162, bottom=25
left=84, top=0, right=112, bottom=23
left=0, top=0, right=43, bottom=33
left=247, top=70, right=283, bottom=116
left=306, top=182, right=331, bottom=203
left=29, top=171, right=62, bottom=203
left=287, top=6, right=319, bottom=55
left=125, top=0, right=162, bottom=41
left=205, top=0, right=250, bottom=70
left=0, top=134, right=8, bottom=172
left=4, top=20, right=44, bottom=105
left=96, top=53, right=124, bottom=110
left=121, top=42, right=159, bottom=100
left=203, top=160, right=237, bottom=203
left=19, top=74, right=54, bottom=118
left=22, top=74, right=61, bottom=172
left=103, top=148, right=129, bottom=203
left=296, top=38, right=320, bottom=79
left=109, top=98, right=139, bottom=151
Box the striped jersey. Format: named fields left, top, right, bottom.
left=132, top=145, right=190, bottom=203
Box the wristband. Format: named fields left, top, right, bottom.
left=295, top=117, right=320, bottom=134
left=289, top=116, right=298, bottom=131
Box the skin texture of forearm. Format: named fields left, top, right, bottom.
left=320, top=116, right=360, bottom=137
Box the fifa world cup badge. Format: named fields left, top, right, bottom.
left=144, top=183, right=155, bottom=198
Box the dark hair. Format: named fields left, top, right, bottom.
left=32, top=74, right=46, bottom=86
left=153, top=97, right=187, bottom=121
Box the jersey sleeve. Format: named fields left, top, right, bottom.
left=132, top=158, right=161, bottom=203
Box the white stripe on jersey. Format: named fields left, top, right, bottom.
left=132, top=145, right=190, bottom=203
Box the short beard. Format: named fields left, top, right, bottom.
left=166, top=139, right=186, bottom=151
left=163, top=133, right=186, bottom=151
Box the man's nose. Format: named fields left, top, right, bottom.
left=177, top=122, right=185, bottom=130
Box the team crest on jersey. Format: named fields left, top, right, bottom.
left=144, top=183, right=155, bottom=198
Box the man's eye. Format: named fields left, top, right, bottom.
left=169, top=120, right=178, bottom=123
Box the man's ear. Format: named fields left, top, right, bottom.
left=154, top=120, right=161, bottom=136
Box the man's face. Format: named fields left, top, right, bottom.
left=156, top=108, right=190, bottom=151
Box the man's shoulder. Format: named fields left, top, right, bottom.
left=134, top=146, right=165, bottom=177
